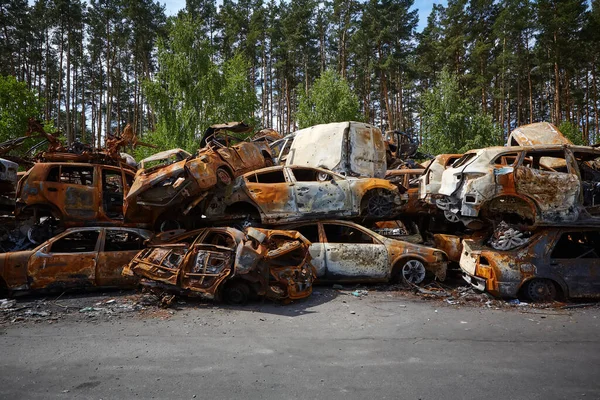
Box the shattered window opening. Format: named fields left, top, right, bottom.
left=521, top=150, right=569, bottom=173
left=492, top=152, right=520, bottom=167
left=104, top=230, right=145, bottom=252
left=452, top=153, right=476, bottom=168
left=551, top=231, right=600, bottom=259
left=247, top=169, right=286, bottom=184
left=323, top=224, right=376, bottom=244
left=50, top=230, right=100, bottom=253
left=46, top=167, right=60, bottom=182
left=293, top=224, right=320, bottom=242
left=58, top=166, right=94, bottom=185
left=291, top=168, right=331, bottom=182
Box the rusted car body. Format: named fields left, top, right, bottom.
left=507, top=122, right=571, bottom=147
left=460, top=227, right=600, bottom=301
left=417, top=153, right=463, bottom=204
left=285, top=121, right=386, bottom=178
left=123, top=227, right=315, bottom=303
left=385, top=168, right=430, bottom=214
left=124, top=125, right=273, bottom=230
left=204, top=165, right=406, bottom=225
left=436, top=145, right=600, bottom=227
left=0, top=227, right=152, bottom=294
left=15, top=162, right=137, bottom=227
left=283, top=220, right=447, bottom=284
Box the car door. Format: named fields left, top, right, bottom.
left=321, top=223, right=390, bottom=282
left=290, top=223, right=327, bottom=278
left=287, top=167, right=352, bottom=218
left=178, top=229, right=236, bottom=294
left=96, top=228, right=147, bottom=286
left=101, top=167, right=126, bottom=220
left=548, top=230, right=600, bottom=297
left=244, top=167, right=297, bottom=219
left=27, top=229, right=101, bottom=290
left=512, top=149, right=580, bottom=221
left=42, top=165, right=97, bottom=220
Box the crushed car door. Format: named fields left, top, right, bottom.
left=245, top=168, right=297, bottom=217
left=180, top=246, right=234, bottom=294
left=27, top=229, right=100, bottom=289
left=96, top=229, right=146, bottom=286
left=287, top=167, right=352, bottom=217
left=43, top=165, right=96, bottom=220
left=513, top=150, right=580, bottom=221
left=549, top=231, right=600, bottom=298
left=321, top=224, right=389, bottom=281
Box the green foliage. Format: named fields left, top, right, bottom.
left=296, top=69, right=362, bottom=129
left=558, top=121, right=585, bottom=145
left=420, top=68, right=502, bottom=155
left=0, top=75, right=41, bottom=142
left=140, top=14, right=258, bottom=159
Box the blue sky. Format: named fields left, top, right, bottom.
left=160, top=0, right=446, bottom=32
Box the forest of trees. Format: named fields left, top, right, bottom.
left=1, top=0, right=600, bottom=155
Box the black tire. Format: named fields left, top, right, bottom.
left=363, top=190, right=394, bottom=218
left=216, top=168, right=233, bottom=188
left=223, top=281, right=251, bottom=305
left=524, top=278, right=557, bottom=302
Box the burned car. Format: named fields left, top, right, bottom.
left=203, top=165, right=406, bottom=225
left=385, top=168, right=429, bottom=215
left=418, top=153, right=463, bottom=204
left=436, top=145, right=600, bottom=227
left=460, top=227, right=600, bottom=301
left=124, top=123, right=274, bottom=230
left=0, top=227, right=152, bottom=295
left=283, top=220, right=447, bottom=284
left=123, top=227, right=315, bottom=304
left=15, top=161, right=138, bottom=242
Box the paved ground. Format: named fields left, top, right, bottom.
left=0, top=287, right=599, bottom=400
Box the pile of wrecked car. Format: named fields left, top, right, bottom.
left=0, top=119, right=598, bottom=306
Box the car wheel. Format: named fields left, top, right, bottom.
left=264, top=158, right=274, bottom=167
left=223, top=281, right=251, bottom=305
left=366, top=191, right=393, bottom=218
left=524, top=279, right=557, bottom=302
left=401, top=259, right=426, bottom=284
left=443, top=210, right=461, bottom=223
left=216, top=168, right=233, bottom=187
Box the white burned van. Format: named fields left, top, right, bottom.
left=285, top=121, right=386, bottom=178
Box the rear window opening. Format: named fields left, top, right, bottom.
left=452, top=153, right=476, bottom=168
left=247, top=170, right=286, bottom=184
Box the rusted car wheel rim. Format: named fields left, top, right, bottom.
left=216, top=168, right=232, bottom=187
left=367, top=193, right=393, bottom=218
left=402, top=260, right=426, bottom=284
left=525, top=279, right=557, bottom=302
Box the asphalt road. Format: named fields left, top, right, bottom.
left=1, top=289, right=599, bottom=400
